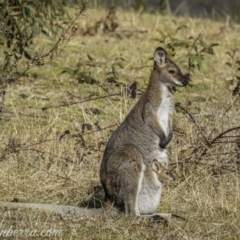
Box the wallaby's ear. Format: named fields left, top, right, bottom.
left=154, top=47, right=167, bottom=65
left=152, top=159, right=160, bottom=172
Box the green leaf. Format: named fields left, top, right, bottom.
left=171, top=38, right=189, bottom=48
left=226, top=51, right=233, bottom=58
left=150, top=38, right=163, bottom=43
left=23, top=47, right=35, bottom=60
left=61, top=67, right=75, bottom=75
left=175, top=24, right=188, bottom=34
left=77, top=73, right=99, bottom=85
left=210, top=43, right=219, bottom=48
left=232, top=85, right=240, bottom=96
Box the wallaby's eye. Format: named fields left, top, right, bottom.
left=168, top=70, right=175, bottom=74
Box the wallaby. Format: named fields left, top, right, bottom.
left=104, top=6, right=118, bottom=32
left=0, top=47, right=187, bottom=223
left=83, top=7, right=118, bottom=36
left=83, top=19, right=104, bottom=36
left=100, top=47, right=188, bottom=221
left=152, top=159, right=174, bottom=182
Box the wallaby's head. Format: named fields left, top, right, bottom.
left=153, top=47, right=188, bottom=87
left=152, top=159, right=174, bottom=182
left=109, top=6, right=116, bottom=15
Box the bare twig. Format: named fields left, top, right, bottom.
left=82, top=124, right=117, bottom=136
left=209, top=126, right=240, bottom=145
left=196, top=126, right=240, bottom=158
left=187, top=33, right=201, bottom=74
left=200, top=151, right=239, bottom=156
left=212, top=141, right=239, bottom=144
left=0, top=90, right=6, bottom=120
left=23, top=139, right=58, bottom=149
left=171, top=159, right=239, bottom=174
left=222, top=95, right=240, bottom=117
left=3, top=110, right=48, bottom=119
left=28, top=163, right=79, bottom=183
left=176, top=103, right=211, bottom=146
left=176, top=103, right=240, bottom=168
left=14, top=2, right=89, bottom=84
left=42, top=93, right=121, bottom=111
left=41, top=1, right=88, bottom=59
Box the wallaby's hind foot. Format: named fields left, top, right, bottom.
left=101, top=144, right=144, bottom=216
left=153, top=213, right=185, bottom=223
left=136, top=214, right=168, bottom=225
left=136, top=213, right=185, bottom=225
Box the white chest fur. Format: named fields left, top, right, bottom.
left=157, top=85, right=174, bottom=137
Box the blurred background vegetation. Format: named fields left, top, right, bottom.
left=91, top=0, right=240, bottom=22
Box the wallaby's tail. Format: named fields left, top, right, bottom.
left=0, top=201, right=115, bottom=218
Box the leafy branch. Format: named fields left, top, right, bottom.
left=0, top=1, right=89, bottom=120
left=152, top=23, right=219, bottom=76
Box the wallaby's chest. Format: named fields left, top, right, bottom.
left=157, top=86, right=174, bottom=136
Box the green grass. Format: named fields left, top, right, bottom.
left=0, top=7, right=240, bottom=240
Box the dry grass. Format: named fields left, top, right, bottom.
left=0, top=7, right=240, bottom=239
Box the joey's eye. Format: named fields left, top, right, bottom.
left=168, top=70, right=175, bottom=74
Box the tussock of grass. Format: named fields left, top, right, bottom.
left=0, top=7, right=240, bottom=239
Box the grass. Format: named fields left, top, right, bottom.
left=0, top=7, right=240, bottom=239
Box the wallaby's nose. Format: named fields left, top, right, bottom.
left=166, top=171, right=175, bottom=180
left=182, top=74, right=189, bottom=86
left=182, top=78, right=188, bottom=86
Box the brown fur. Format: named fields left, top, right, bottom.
left=83, top=7, right=118, bottom=36
left=104, top=7, right=119, bottom=32
left=83, top=19, right=104, bottom=36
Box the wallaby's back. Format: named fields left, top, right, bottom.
left=101, top=47, right=188, bottom=167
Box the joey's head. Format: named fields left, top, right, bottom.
left=152, top=159, right=174, bottom=182
left=153, top=47, right=188, bottom=87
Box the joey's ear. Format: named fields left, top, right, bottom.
left=152, top=159, right=160, bottom=172
left=154, top=47, right=167, bottom=65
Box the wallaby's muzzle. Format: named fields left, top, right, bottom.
left=181, top=73, right=190, bottom=86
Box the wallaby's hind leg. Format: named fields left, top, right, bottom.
left=101, top=145, right=144, bottom=216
